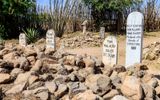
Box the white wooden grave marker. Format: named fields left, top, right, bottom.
left=100, top=27, right=105, bottom=39
left=46, top=29, right=56, bottom=50
left=19, top=33, right=27, bottom=47
left=125, top=12, right=144, bottom=67
left=103, top=36, right=118, bottom=66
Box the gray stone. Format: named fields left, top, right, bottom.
left=45, top=81, right=57, bottom=93
left=85, top=74, right=112, bottom=96
left=18, top=57, right=30, bottom=71
left=68, top=82, right=87, bottom=98
left=33, top=87, right=49, bottom=100
left=28, top=81, right=44, bottom=90
left=55, top=84, right=68, bottom=98
left=54, top=75, right=70, bottom=85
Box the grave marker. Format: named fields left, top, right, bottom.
left=19, top=33, right=27, bottom=47
left=100, top=27, right=105, bottom=39
left=103, top=36, right=118, bottom=66
left=81, top=20, right=88, bottom=34
left=125, top=12, right=144, bottom=67
left=46, top=29, right=56, bottom=50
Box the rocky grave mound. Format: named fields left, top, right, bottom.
left=0, top=44, right=159, bottom=100
left=62, top=32, right=104, bottom=48
left=143, top=42, right=160, bottom=61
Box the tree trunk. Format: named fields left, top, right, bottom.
left=117, top=12, right=123, bottom=34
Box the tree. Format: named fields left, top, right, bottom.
left=82, top=0, right=142, bottom=32
left=0, top=0, right=36, bottom=38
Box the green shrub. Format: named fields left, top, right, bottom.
left=0, top=25, right=7, bottom=39
left=23, top=28, right=39, bottom=44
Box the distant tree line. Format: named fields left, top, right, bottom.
left=0, top=0, right=160, bottom=40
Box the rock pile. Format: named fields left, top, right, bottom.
left=143, top=42, right=160, bottom=61
left=62, top=33, right=103, bottom=48
left=0, top=44, right=159, bottom=100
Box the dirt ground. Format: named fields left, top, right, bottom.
left=65, top=32, right=160, bottom=74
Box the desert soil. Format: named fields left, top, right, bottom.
left=65, top=32, right=160, bottom=74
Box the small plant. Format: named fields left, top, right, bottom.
left=23, top=28, right=39, bottom=44
left=0, top=25, right=7, bottom=39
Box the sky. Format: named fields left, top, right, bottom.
left=36, top=0, right=49, bottom=6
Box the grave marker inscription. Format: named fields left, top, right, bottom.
left=46, top=29, right=56, bottom=50
left=103, top=36, right=118, bottom=66
left=19, top=33, right=27, bottom=47
left=125, top=12, right=144, bottom=67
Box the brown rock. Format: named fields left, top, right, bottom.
left=147, top=78, right=158, bottom=88
left=0, top=73, right=11, bottom=84
left=27, top=56, right=36, bottom=65
left=28, top=75, right=39, bottom=85
left=31, top=60, right=42, bottom=71
left=33, top=87, right=49, bottom=100
left=84, top=58, right=95, bottom=68
left=55, top=84, right=68, bottom=98
left=64, top=65, right=73, bottom=73
left=3, top=52, right=19, bottom=67
left=85, top=74, right=112, bottom=96
left=14, top=72, right=31, bottom=84
left=113, top=65, right=126, bottom=73
left=18, top=57, right=30, bottom=71
left=6, top=81, right=28, bottom=94
left=103, top=89, right=119, bottom=100
left=155, top=86, right=160, bottom=95
left=10, top=68, right=24, bottom=78
left=0, top=48, right=12, bottom=56
left=63, top=55, right=76, bottom=66
left=45, top=48, right=55, bottom=55
left=121, top=76, right=144, bottom=100
left=142, top=84, right=156, bottom=99
left=72, top=90, right=103, bottom=100
left=24, top=48, right=37, bottom=57
left=135, top=64, right=148, bottom=71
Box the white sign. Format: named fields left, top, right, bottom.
left=103, top=36, right=118, bottom=66
left=46, top=29, right=56, bottom=50
left=100, top=27, right=105, bottom=39
left=19, top=33, right=27, bottom=47
left=125, top=12, right=144, bottom=67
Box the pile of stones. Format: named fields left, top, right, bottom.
left=143, top=42, right=160, bottom=61
left=0, top=44, right=159, bottom=100
left=62, top=33, right=103, bottom=48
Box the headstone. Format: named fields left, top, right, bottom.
left=46, top=29, right=56, bottom=50
left=125, top=12, right=144, bottom=67
left=19, top=33, right=27, bottom=47
left=103, top=36, right=118, bottom=66
left=81, top=20, right=88, bottom=34
left=100, top=27, right=105, bottom=39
